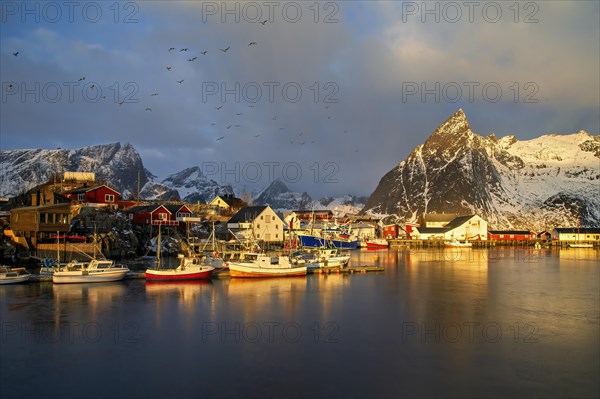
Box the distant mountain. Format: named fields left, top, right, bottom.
left=0, top=142, right=149, bottom=199
left=362, top=109, right=600, bottom=229
left=159, top=166, right=234, bottom=203
left=253, top=179, right=367, bottom=214
left=253, top=179, right=313, bottom=210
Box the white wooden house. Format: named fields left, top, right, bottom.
left=227, top=206, right=284, bottom=243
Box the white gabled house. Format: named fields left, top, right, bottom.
left=412, top=214, right=488, bottom=240
left=227, top=205, right=284, bottom=243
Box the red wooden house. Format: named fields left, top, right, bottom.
left=129, top=204, right=193, bottom=225
left=487, top=230, right=537, bottom=241
left=383, top=224, right=401, bottom=239
left=64, top=185, right=120, bottom=205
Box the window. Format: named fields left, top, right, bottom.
left=257, top=224, right=260, bottom=229
left=40, top=213, right=46, bottom=224
left=158, top=213, right=167, bottom=220
left=265, top=215, right=270, bottom=223
left=78, top=193, right=86, bottom=201
left=272, top=216, right=275, bottom=221
left=260, top=215, right=263, bottom=220
left=105, top=194, right=115, bottom=202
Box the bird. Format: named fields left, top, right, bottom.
left=215, top=106, right=223, bottom=110
left=79, top=77, right=85, bottom=81
left=259, top=20, right=267, bottom=25
left=188, top=57, right=197, bottom=61
left=344, top=130, right=349, bottom=134
left=210, top=123, right=216, bottom=126
left=166, top=66, right=172, bottom=71
left=226, top=125, right=232, bottom=129
left=176, top=80, right=184, bottom=84
left=145, top=107, right=152, bottom=112
left=253, top=134, right=260, bottom=138
left=90, top=84, right=95, bottom=89
left=150, top=92, right=159, bottom=96
left=180, top=48, right=189, bottom=52
left=220, top=46, right=230, bottom=53
left=236, top=113, right=243, bottom=116
left=100, top=95, right=107, bottom=99
left=299, top=141, right=305, bottom=145
left=168, top=47, right=175, bottom=52
left=12, top=52, right=18, bottom=56
left=216, top=136, right=224, bottom=141
left=118, top=100, right=125, bottom=106
left=6, top=84, right=14, bottom=91
left=248, top=42, right=257, bottom=46
left=201, top=51, right=208, bottom=55
left=327, top=115, right=332, bottom=119
left=279, top=127, right=286, bottom=131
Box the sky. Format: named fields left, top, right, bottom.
left=1, top=1, right=599, bottom=198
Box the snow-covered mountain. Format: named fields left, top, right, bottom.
left=158, top=167, right=234, bottom=203
left=362, top=109, right=600, bottom=229
left=0, top=142, right=149, bottom=199
left=253, top=179, right=367, bottom=214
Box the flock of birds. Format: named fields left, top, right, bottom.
left=8, top=32, right=360, bottom=153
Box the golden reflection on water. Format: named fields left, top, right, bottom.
left=51, top=282, right=127, bottom=325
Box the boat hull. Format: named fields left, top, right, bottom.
left=0, top=274, right=31, bottom=284
left=145, top=267, right=214, bottom=281
left=365, top=242, right=389, bottom=250
left=52, top=269, right=128, bottom=284
left=228, top=263, right=307, bottom=278
left=297, top=234, right=358, bottom=249
left=568, top=244, right=593, bottom=248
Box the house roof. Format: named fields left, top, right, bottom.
left=489, top=230, right=534, bottom=235
left=228, top=206, right=269, bottom=223
left=423, top=213, right=460, bottom=222
left=128, top=204, right=171, bottom=214
left=163, top=204, right=190, bottom=214
left=212, top=195, right=246, bottom=207
left=66, top=184, right=119, bottom=195
left=415, top=215, right=479, bottom=234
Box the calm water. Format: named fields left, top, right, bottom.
left=1, top=248, right=598, bottom=399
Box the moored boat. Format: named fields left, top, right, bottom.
left=297, top=233, right=359, bottom=249
left=228, top=253, right=307, bottom=278
left=145, top=254, right=214, bottom=281
left=364, top=238, right=389, bottom=249
left=52, top=259, right=129, bottom=284
left=304, top=248, right=351, bottom=270
left=0, top=266, right=31, bottom=284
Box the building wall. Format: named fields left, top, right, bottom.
left=253, top=208, right=283, bottom=242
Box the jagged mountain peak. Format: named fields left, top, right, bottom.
left=362, top=110, right=600, bottom=229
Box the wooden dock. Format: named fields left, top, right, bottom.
left=388, top=239, right=599, bottom=249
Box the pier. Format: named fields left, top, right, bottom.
left=388, top=239, right=599, bottom=249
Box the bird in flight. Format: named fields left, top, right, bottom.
left=201, top=51, right=208, bottom=55
left=216, top=136, right=224, bottom=141
left=150, top=92, right=159, bottom=96
left=226, top=125, right=232, bottom=129
left=6, top=84, right=14, bottom=91
left=145, top=107, right=152, bottom=112
left=210, top=123, right=216, bottom=126
left=118, top=100, right=125, bottom=106
left=236, top=113, right=243, bottom=116
left=176, top=80, right=184, bottom=84
left=279, top=127, right=286, bottom=131
left=254, top=134, right=260, bottom=138
left=90, top=84, right=96, bottom=90
left=79, top=77, right=86, bottom=81
left=215, top=106, right=223, bottom=110
left=220, top=46, right=230, bottom=53
left=166, top=66, right=172, bottom=71
left=180, top=48, right=189, bottom=52
left=259, top=20, right=267, bottom=25
left=12, top=51, right=19, bottom=56
left=168, top=47, right=175, bottom=52
left=188, top=57, right=197, bottom=61
left=248, top=42, right=257, bottom=46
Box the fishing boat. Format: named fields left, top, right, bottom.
left=228, top=253, right=307, bottom=278
left=304, top=247, right=351, bottom=270
left=569, top=243, right=593, bottom=248
left=444, top=239, right=472, bottom=248
left=145, top=223, right=214, bottom=282
left=52, top=231, right=129, bottom=283
left=52, top=258, right=129, bottom=284
left=0, top=266, right=31, bottom=284
left=297, top=232, right=359, bottom=249
left=363, top=238, right=389, bottom=249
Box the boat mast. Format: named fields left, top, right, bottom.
left=156, top=223, right=161, bottom=269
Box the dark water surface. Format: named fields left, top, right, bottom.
left=1, top=248, right=598, bottom=399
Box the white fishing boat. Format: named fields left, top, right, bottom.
left=52, top=258, right=129, bottom=284
left=228, top=253, right=307, bottom=278
left=0, top=266, right=31, bottom=284
left=568, top=243, right=593, bottom=248
left=304, top=248, right=351, bottom=270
